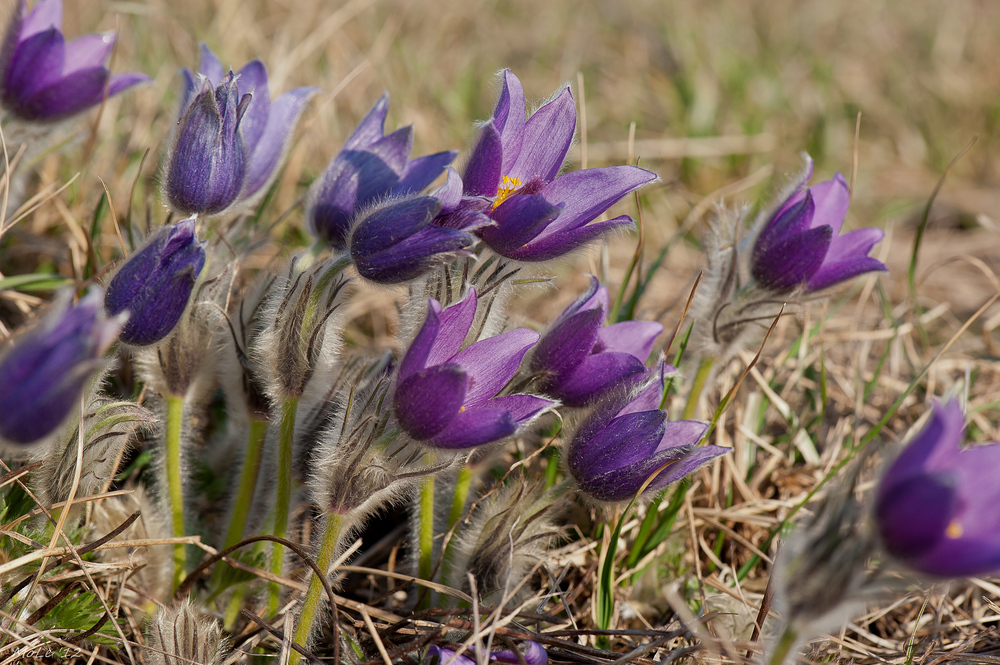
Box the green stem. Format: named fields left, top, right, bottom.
left=289, top=513, right=345, bottom=665
left=224, top=584, right=247, bottom=630
left=269, top=397, right=299, bottom=616
left=682, top=356, right=714, bottom=420
left=165, top=394, right=186, bottom=592
left=768, top=625, right=799, bottom=665
left=417, top=474, right=436, bottom=608
left=439, top=466, right=474, bottom=590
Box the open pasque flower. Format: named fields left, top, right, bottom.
left=394, top=289, right=554, bottom=448
left=568, top=379, right=728, bottom=502
left=165, top=45, right=316, bottom=216
left=751, top=159, right=886, bottom=292
left=0, top=289, right=124, bottom=445
left=307, top=94, right=457, bottom=250
left=530, top=276, right=662, bottom=406
left=875, top=399, right=1000, bottom=577
left=104, top=218, right=207, bottom=346
left=464, top=70, right=657, bottom=261
left=0, top=0, right=149, bottom=123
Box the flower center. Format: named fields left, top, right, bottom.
left=492, top=176, right=521, bottom=211
left=946, top=520, right=963, bottom=539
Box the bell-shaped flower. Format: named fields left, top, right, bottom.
left=307, top=93, right=457, bottom=250
left=349, top=169, right=488, bottom=284
left=0, top=289, right=123, bottom=445
left=463, top=70, right=657, bottom=261
left=0, top=0, right=149, bottom=123
left=751, top=159, right=886, bottom=292
left=530, top=276, right=662, bottom=406
left=393, top=289, right=554, bottom=449
left=165, top=45, right=316, bottom=216
left=875, top=399, right=1000, bottom=577
left=104, top=218, right=207, bottom=346
left=567, top=379, right=728, bottom=502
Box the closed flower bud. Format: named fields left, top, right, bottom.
left=0, top=289, right=123, bottom=445
left=875, top=399, right=1000, bottom=577
left=567, top=380, right=728, bottom=502
left=165, top=70, right=250, bottom=216
left=0, top=0, right=149, bottom=123
left=530, top=276, right=662, bottom=406
left=104, top=218, right=207, bottom=346
left=144, top=601, right=229, bottom=665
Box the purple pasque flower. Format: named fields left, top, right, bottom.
left=0, top=289, right=123, bottom=445
left=104, top=218, right=207, bottom=346
left=464, top=70, right=657, bottom=262
left=425, top=640, right=547, bottom=665
left=165, top=45, right=317, bottom=216
left=751, top=159, right=886, bottom=292
left=394, top=288, right=554, bottom=449
left=349, top=168, right=488, bottom=284
left=568, top=379, right=728, bottom=503
left=530, top=276, right=662, bottom=406
left=0, top=0, right=149, bottom=123
left=307, top=93, right=458, bottom=250
left=875, top=399, right=1000, bottom=577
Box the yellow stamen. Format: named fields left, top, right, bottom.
left=491, top=176, right=521, bottom=211
left=459, top=406, right=466, bottom=412
left=946, top=521, right=964, bottom=539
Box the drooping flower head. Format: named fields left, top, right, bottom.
left=0, top=0, right=149, bottom=123
left=394, top=289, right=554, bottom=448
left=165, top=45, right=317, bottom=216
left=751, top=158, right=886, bottom=292
left=464, top=70, right=657, bottom=261
left=567, top=378, right=728, bottom=503
left=530, top=276, right=662, bottom=406
left=0, top=289, right=124, bottom=445
left=104, top=218, right=207, bottom=346
left=875, top=399, right=1000, bottom=577
left=307, top=94, right=458, bottom=250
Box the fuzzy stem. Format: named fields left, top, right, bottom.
left=165, top=394, right=186, bottom=592
left=767, top=625, right=799, bottom=665
left=289, top=512, right=346, bottom=665
left=416, top=474, right=436, bottom=608
left=223, top=584, right=247, bottom=630
left=682, top=356, right=714, bottom=420
left=438, top=465, right=474, bottom=589
left=269, top=397, right=299, bottom=615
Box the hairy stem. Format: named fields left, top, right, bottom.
left=289, top=512, right=345, bottom=665
left=417, top=474, right=436, bottom=608
left=165, top=394, right=186, bottom=592
left=439, top=465, right=474, bottom=589
left=767, top=625, right=799, bottom=665
left=269, top=397, right=299, bottom=615
left=682, top=356, right=714, bottom=420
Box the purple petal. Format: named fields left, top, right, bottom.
left=107, top=71, right=151, bottom=97
left=351, top=196, right=440, bottom=253
left=242, top=86, right=318, bottom=199
left=5, top=27, right=63, bottom=101
left=63, top=32, right=113, bottom=74
left=429, top=407, right=517, bottom=449
left=806, top=227, right=886, bottom=291
left=426, top=289, right=478, bottom=366
left=369, top=126, right=413, bottom=177
left=912, top=536, right=1000, bottom=578
left=450, top=328, right=539, bottom=405
left=653, top=420, right=710, bottom=453
left=493, top=69, right=525, bottom=174
left=557, top=275, right=602, bottom=318
left=755, top=192, right=816, bottom=257
left=427, top=646, right=477, bottom=665
left=463, top=119, right=503, bottom=196
left=345, top=93, right=389, bottom=150
left=21, top=0, right=61, bottom=39
left=539, top=166, right=657, bottom=236
left=880, top=400, right=964, bottom=492
left=508, top=87, right=576, bottom=184
left=17, top=67, right=111, bottom=123
left=198, top=43, right=224, bottom=86
left=618, top=378, right=667, bottom=416
left=876, top=473, right=956, bottom=560
left=505, top=215, right=635, bottom=262
left=477, top=193, right=561, bottom=256
left=645, top=444, right=730, bottom=493
left=482, top=394, right=555, bottom=424
left=394, top=364, right=467, bottom=440
left=555, top=352, right=649, bottom=407
left=432, top=167, right=463, bottom=211
left=234, top=60, right=270, bottom=153
left=492, top=641, right=548, bottom=665
left=531, top=308, right=603, bottom=378
left=948, top=444, right=1000, bottom=537
left=434, top=197, right=492, bottom=231
left=353, top=226, right=475, bottom=284
left=808, top=173, right=851, bottom=234
left=751, top=224, right=833, bottom=292
left=399, top=299, right=443, bottom=381
left=569, top=410, right=665, bottom=482
left=396, top=150, right=458, bottom=195
left=595, top=320, right=662, bottom=360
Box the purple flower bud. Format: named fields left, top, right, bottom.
left=465, top=70, right=657, bottom=261
left=0, top=289, right=123, bottom=444
left=875, top=399, right=1000, bottom=577
left=0, top=0, right=150, bottom=123
left=394, top=289, right=554, bottom=448
left=751, top=161, right=886, bottom=292
left=531, top=277, right=662, bottom=406
left=307, top=94, right=457, bottom=249
left=568, top=381, right=728, bottom=502
left=491, top=641, right=548, bottom=665
left=425, top=646, right=475, bottom=665
left=104, top=218, right=206, bottom=346
left=348, top=194, right=479, bottom=284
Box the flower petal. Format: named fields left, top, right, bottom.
left=595, top=320, right=662, bottom=360
left=478, top=193, right=561, bottom=257
left=63, top=32, right=113, bottom=74
left=508, top=87, right=575, bottom=184
left=198, top=43, right=224, bottom=87
left=234, top=59, right=271, bottom=153
left=427, top=289, right=478, bottom=366
left=808, top=173, right=850, bottom=235
left=394, top=364, right=467, bottom=440
left=876, top=473, right=956, bottom=560
left=353, top=226, right=474, bottom=284
left=21, top=0, right=61, bottom=39
left=751, top=224, right=833, bottom=292
left=429, top=407, right=517, bottom=449
left=493, top=69, right=525, bottom=174
left=463, top=119, right=503, bottom=196
left=555, top=352, right=649, bottom=407
left=531, top=308, right=603, bottom=378
left=482, top=394, right=555, bottom=424
left=450, top=328, right=540, bottom=406
left=399, top=299, right=443, bottom=381
left=505, top=215, right=635, bottom=262
left=242, top=86, right=318, bottom=199
left=345, top=93, right=389, bottom=150
left=5, top=27, right=63, bottom=101
left=396, top=150, right=458, bottom=195
left=539, top=166, right=657, bottom=237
